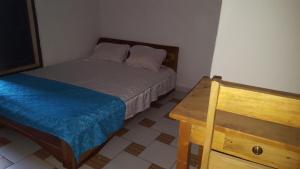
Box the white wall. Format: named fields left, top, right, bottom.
left=98, top=0, right=222, bottom=89
left=211, top=0, right=300, bottom=94
left=34, top=0, right=99, bottom=66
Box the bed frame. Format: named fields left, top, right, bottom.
left=0, top=38, right=179, bottom=169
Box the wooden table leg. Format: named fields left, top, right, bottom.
left=177, top=122, right=191, bottom=169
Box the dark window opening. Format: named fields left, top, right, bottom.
left=0, top=0, right=42, bottom=76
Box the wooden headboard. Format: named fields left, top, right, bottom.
left=97, top=37, right=179, bottom=72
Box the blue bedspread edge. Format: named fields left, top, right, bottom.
left=0, top=73, right=126, bottom=161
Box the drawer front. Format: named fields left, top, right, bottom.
left=209, top=151, right=272, bottom=169
left=222, top=131, right=300, bottom=169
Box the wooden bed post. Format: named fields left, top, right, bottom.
left=61, top=141, right=77, bottom=169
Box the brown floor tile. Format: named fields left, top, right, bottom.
left=0, top=137, right=10, bottom=147
left=139, top=118, right=156, bottom=128
left=115, top=128, right=129, bottom=137
left=124, top=143, right=145, bottom=156
left=151, top=102, right=163, bottom=108
left=34, top=149, right=51, bottom=160
left=169, top=98, right=182, bottom=103
left=148, top=163, right=165, bottom=169
left=156, top=133, right=175, bottom=145
left=86, top=154, right=111, bottom=169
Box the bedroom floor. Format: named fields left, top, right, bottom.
left=0, top=91, right=201, bottom=169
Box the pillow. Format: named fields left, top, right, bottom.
left=126, top=45, right=167, bottom=71
left=91, top=42, right=130, bottom=62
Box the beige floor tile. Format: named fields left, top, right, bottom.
left=0, top=156, right=13, bottom=169
left=0, top=138, right=40, bottom=163
left=99, top=136, right=131, bottom=159
left=45, top=156, right=65, bottom=169
left=148, top=163, right=165, bottom=169
left=151, top=118, right=179, bottom=137
left=6, top=155, right=53, bottom=169
left=139, top=141, right=176, bottom=169
left=103, top=152, right=150, bottom=169
left=123, top=126, right=160, bottom=146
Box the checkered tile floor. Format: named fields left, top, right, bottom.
left=0, top=91, right=202, bottom=169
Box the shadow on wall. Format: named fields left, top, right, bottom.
left=98, top=0, right=222, bottom=90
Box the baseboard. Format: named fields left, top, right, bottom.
left=175, top=85, right=191, bottom=93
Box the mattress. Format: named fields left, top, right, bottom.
left=26, top=57, right=176, bottom=119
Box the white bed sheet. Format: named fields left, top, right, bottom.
left=25, top=57, right=176, bottom=119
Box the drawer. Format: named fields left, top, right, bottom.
left=209, top=150, right=272, bottom=169
left=222, top=130, right=300, bottom=169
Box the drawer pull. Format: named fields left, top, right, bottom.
left=252, top=146, right=263, bottom=155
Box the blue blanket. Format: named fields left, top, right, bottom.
left=0, top=73, right=125, bottom=161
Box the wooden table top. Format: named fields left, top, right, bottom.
left=170, top=76, right=300, bottom=147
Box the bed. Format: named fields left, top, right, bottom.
left=0, top=38, right=179, bottom=169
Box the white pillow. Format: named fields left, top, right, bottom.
left=91, top=42, right=130, bottom=62
left=126, top=45, right=167, bottom=71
